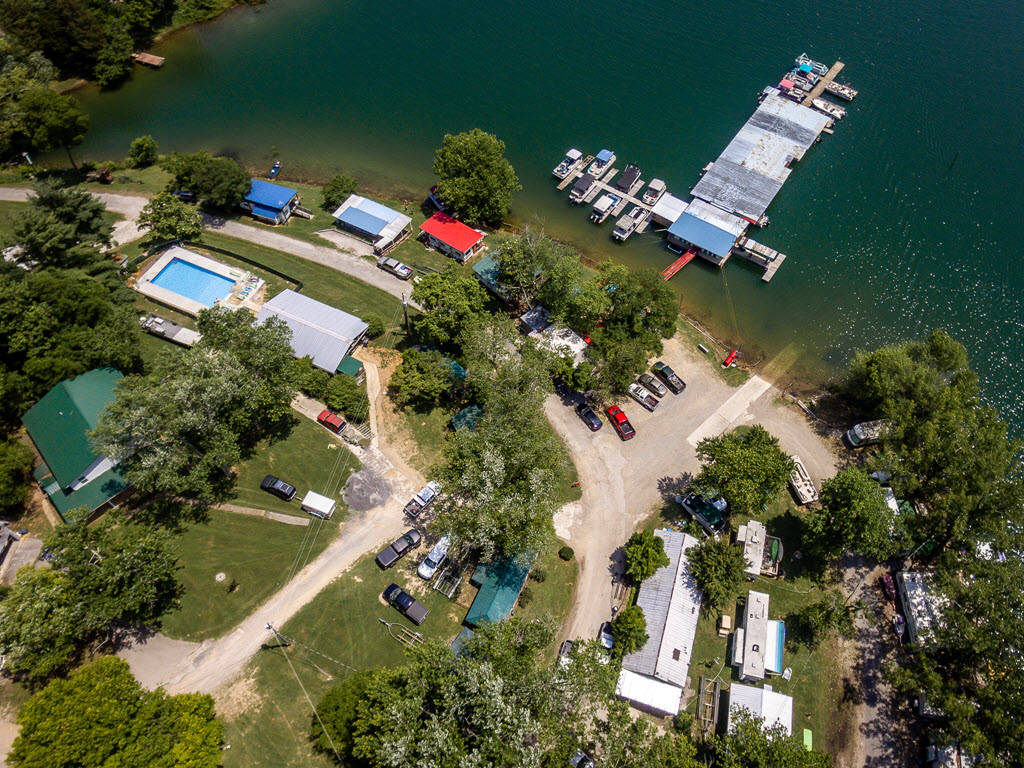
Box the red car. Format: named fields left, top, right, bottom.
left=605, top=405, right=636, bottom=441
left=317, top=409, right=346, bottom=434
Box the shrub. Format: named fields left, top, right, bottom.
left=528, top=567, right=546, bottom=583
left=364, top=313, right=386, bottom=339
left=127, top=135, right=158, bottom=168
left=558, top=546, right=574, bottom=561
left=517, top=586, right=533, bottom=607
left=325, top=375, right=369, bottom=422
left=321, top=174, right=358, bottom=211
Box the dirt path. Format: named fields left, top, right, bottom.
left=551, top=334, right=840, bottom=644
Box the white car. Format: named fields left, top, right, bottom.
left=417, top=535, right=451, bottom=579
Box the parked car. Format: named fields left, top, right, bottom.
left=575, top=403, right=602, bottom=431
left=404, top=481, right=441, bottom=519
left=627, top=382, right=659, bottom=412
left=558, top=639, right=575, bottom=663
left=260, top=474, right=296, bottom=501
left=317, top=409, right=346, bottom=434
left=375, top=529, right=423, bottom=569
left=569, top=751, right=596, bottom=768
left=417, top=535, right=451, bottom=579
left=605, top=405, right=635, bottom=440
left=651, top=361, right=686, bottom=394
left=376, top=255, right=413, bottom=280
left=881, top=572, right=897, bottom=602
left=598, top=621, right=614, bottom=651
left=638, top=372, right=667, bottom=397
left=382, top=583, right=429, bottom=625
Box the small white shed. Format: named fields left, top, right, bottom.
left=301, top=491, right=337, bottom=519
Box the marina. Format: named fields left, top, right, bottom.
left=552, top=53, right=856, bottom=282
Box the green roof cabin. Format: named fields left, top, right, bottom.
left=464, top=553, right=535, bottom=627
left=21, top=368, right=129, bottom=523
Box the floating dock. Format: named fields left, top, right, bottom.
left=131, top=52, right=165, bottom=68
left=801, top=60, right=844, bottom=106
left=661, top=249, right=697, bottom=280
left=556, top=154, right=595, bottom=190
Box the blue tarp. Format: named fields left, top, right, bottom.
left=798, top=63, right=813, bottom=73
left=667, top=212, right=737, bottom=258
left=245, top=179, right=297, bottom=211
left=337, top=206, right=389, bottom=236
left=249, top=202, right=284, bottom=221
left=596, top=149, right=614, bottom=162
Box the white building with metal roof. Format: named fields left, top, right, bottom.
left=897, top=571, right=946, bottom=645
left=617, top=530, right=702, bottom=715
left=727, top=682, right=793, bottom=735
left=732, top=589, right=786, bottom=682
left=736, top=520, right=767, bottom=580
left=257, top=289, right=368, bottom=373
left=332, top=195, right=412, bottom=254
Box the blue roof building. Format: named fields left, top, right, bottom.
left=332, top=195, right=412, bottom=254
left=666, top=199, right=748, bottom=265
left=241, top=179, right=299, bottom=224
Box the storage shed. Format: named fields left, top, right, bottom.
left=332, top=195, right=412, bottom=254
left=464, top=554, right=535, bottom=627
left=615, top=669, right=684, bottom=717
left=257, top=290, right=368, bottom=372
left=241, top=179, right=299, bottom=224
left=420, top=212, right=486, bottom=263
left=727, top=682, right=794, bottom=735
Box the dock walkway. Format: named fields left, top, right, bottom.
left=802, top=60, right=844, bottom=105
left=556, top=155, right=594, bottom=190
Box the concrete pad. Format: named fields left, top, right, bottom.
left=686, top=376, right=772, bottom=446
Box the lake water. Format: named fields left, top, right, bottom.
left=75, top=0, right=1024, bottom=432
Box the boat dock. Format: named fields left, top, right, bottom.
left=131, top=52, right=166, bottom=68
left=661, top=248, right=697, bottom=280
left=801, top=60, right=844, bottom=106
left=556, top=154, right=594, bottom=190
left=735, top=237, right=788, bottom=282
left=824, top=80, right=858, bottom=100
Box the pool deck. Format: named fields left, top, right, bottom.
left=134, top=245, right=264, bottom=317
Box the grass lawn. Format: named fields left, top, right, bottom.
left=399, top=404, right=452, bottom=473
left=161, top=509, right=339, bottom=642
left=515, top=536, right=580, bottom=633
left=230, top=416, right=360, bottom=518
left=0, top=200, right=25, bottom=243
left=222, top=530, right=580, bottom=768
left=677, top=320, right=750, bottom=387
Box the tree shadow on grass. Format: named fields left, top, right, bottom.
left=766, top=509, right=831, bottom=582
left=128, top=495, right=213, bottom=534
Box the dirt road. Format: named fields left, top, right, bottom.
left=550, top=336, right=839, bottom=643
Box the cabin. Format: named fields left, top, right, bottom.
left=257, top=290, right=368, bottom=373
left=731, top=590, right=786, bottom=682
left=240, top=179, right=300, bottom=224
left=464, top=554, right=535, bottom=627
left=332, top=195, right=412, bottom=255
left=617, top=530, right=702, bottom=716
left=21, top=368, right=131, bottom=523
left=420, top=212, right=486, bottom=263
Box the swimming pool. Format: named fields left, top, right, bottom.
left=150, top=257, right=236, bottom=308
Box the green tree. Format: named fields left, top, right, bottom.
left=0, top=0, right=106, bottom=82
left=93, top=19, right=133, bottom=87
left=693, top=426, right=795, bottom=515
left=0, top=41, right=56, bottom=159
left=805, top=468, right=896, bottom=560
left=686, top=537, right=745, bottom=614
left=432, top=128, right=521, bottom=225
left=591, top=700, right=699, bottom=768
left=127, top=134, right=159, bottom=167
left=16, top=88, right=89, bottom=167
left=623, top=529, right=670, bottom=583
left=0, top=440, right=33, bottom=515
left=138, top=192, right=203, bottom=243
left=410, top=264, right=488, bottom=346
left=0, top=520, right=180, bottom=681
left=708, top=710, right=831, bottom=767
left=321, top=173, right=358, bottom=211
left=535, top=246, right=611, bottom=333
left=388, top=348, right=453, bottom=408
left=363, top=312, right=386, bottom=338
left=8, top=656, right=222, bottom=768
left=312, top=671, right=376, bottom=765
left=325, top=374, right=369, bottom=422
left=494, top=228, right=551, bottom=310
left=610, top=604, right=648, bottom=658
left=11, top=181, right=112, bottom=269
left=162, top=151, right=250, bottom=210
left=786, top=591, right=857, bottom=650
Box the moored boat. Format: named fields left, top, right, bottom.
left=641, top=178, right=666, bottom=205
left=615, top=163, right=642, bottom=193
left=587, top=148, right=615, bottom=177
left=552, top=148, right=583, bottom=179
left=268, top=161, right=281, bottom=179
left=589, top=192, right=620, bottom=224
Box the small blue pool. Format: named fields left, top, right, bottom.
left=150, top=258, right=235, bottom=307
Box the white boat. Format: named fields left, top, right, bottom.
left=812, top=98, right=846, bottom=120
left=587, top=148, right=616, bottom=177
left=589, top=192, right=620, bottom=224
left=788, top=455, right=819, bottom=505
left=552, top=148, right=583, bottom=179
left=641, top=178, right=666, bottom=206
left=612, top=205, right=649, bottom=242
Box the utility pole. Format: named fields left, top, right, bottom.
left=402, top=293, right=409, bottom=331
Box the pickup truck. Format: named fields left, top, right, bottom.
left=375, top=529, right=422, bottom=569
left=383, top=583, right=429, bottom=625
left=651, top=361, right=686, bottom=394
left=627, top=383, right=659, bottom=412
left=403, top=481, right=441, bottom=519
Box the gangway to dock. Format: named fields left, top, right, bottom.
left=801, top=60, right=844, bottom=106
left=662, top=248, right=697, bottom=280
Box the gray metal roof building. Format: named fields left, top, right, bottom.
left=690, top=93, right=830, bottom=220
left=622, top=530, right=702, bottom=688
left=257, top=289, right=368, bottom=373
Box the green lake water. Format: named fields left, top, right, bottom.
left=75, top=0, right=1024, bottom=431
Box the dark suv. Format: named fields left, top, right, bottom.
left=260, top=474, right=296, bottom=501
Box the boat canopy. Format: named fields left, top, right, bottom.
left=566, top=148, right=582, bottom=160
left=596, top=149, right=614, bottom=162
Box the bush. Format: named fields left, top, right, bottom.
left=673, top=712, right=694, bottom=734
left=364, top=313, right=386, bottom=339
left=558, top=546, right=574, bottom=561
left=528, top=567, right=546, bottom=583
left=324, top=375, right=369, bottom=422
left=321, top=174, right=358, bottom=211
left=517, top=586, right=533, bottom=607
left=127, top=136, right=158, bottom=168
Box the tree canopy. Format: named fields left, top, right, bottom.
left=388, top=347, right=454, bottom=408
left=321, top=173, right=357, bottom=211
left=127, top=134, right=159, bottom=167
left=11, top=181, right=112, bottom=269
left=0, top=520, right=180, bottom=681
left=623, top=529, right=670, bottom=583
left=432, top=128, right=521, bottom=225
left=610, top=604, right=648, bottom=658
left=693, top=426, right=795, bottom=516
left=805, top=467, right=898, bottom=560
left=8, top=656, right=222, bottom=768
left=162, top=151, right=250, bottom=210
left=138, top=191, right=203, bottom=244
left=411, top=264, right=489, bottom=347
left=0, top=439, right=34, bottom=515
left=686, top=537, right=746, bottom=614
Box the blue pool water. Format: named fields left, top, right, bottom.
left=151, top=258, right=235, bottom=307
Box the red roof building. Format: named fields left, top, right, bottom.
left=419, top=212, right=486, bottom=263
